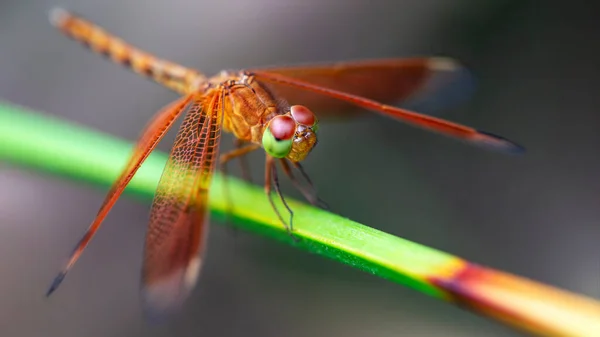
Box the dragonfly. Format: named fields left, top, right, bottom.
left=46, top=8, right=524, bottom=319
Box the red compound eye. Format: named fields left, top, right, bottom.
left=290, top=105, right=316, bottom=126
left=269, top=115, right=296, bottom=140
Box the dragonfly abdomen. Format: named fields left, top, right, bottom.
left=49, top=8, right=205, bottom=94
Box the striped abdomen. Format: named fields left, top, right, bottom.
left=49, top=8, right=206, bottom=94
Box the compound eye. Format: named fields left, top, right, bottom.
left=269, top=115, right=295, bottom=140
left=290, top=105, right=316, bottom=127
left=262, top=115, right=295, bottom=158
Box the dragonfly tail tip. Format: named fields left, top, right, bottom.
left=474, top=130, right=525, bottom=155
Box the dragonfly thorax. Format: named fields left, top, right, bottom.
left=220, top=75, right=319, bottom=162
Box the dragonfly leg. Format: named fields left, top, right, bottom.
left=234, top=139, right=253, bottom=183
left=218, top=141, right=260, bottom=228
left=265, top=156, right=299, bottom=242
left=278, top=159, right=329, bottom=210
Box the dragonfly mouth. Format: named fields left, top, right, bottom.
left=287, top=128, right=317, bottom=162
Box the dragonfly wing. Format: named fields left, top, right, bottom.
left=250, top=57, right=473, bottom=118
left=141, top=91, right=224, bottom=320
left=253, top=71, right=523, bottom=154
left=46, top=95, right=194, bottom=296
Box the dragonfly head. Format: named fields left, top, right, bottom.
left=262, top=105, right=319, bottom=162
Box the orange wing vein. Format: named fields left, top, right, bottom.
left=251, top=57, right=473, bottom=118
left=46, top=95, right=194, bottom=296
left=141, top=90, right=224, bottom=320
left=252, top=71, right=523, bottom=154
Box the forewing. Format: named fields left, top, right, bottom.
left=46, top=95, right=194, bottom=296
left=250, top=57, right=473, bottom=117
left=141, top=91, right=223, bottom=320
left=252, top=71, right=523, bottom=154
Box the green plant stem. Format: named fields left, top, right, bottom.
left=2, top=101, right=600, bottom=336
left=0, top=101, right=455, bottom=297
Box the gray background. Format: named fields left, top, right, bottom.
left=1, top=0, right=599, bottom=336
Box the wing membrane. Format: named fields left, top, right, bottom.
left=141, top=90, right=223, bottom=320
left=46, top=95, right=194, bottom=296
left=251, top=57, right=473, bottom=117
left=252, top=71, right=523, bottom=154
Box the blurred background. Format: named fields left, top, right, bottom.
left=1, top=0, right=599, bottom=336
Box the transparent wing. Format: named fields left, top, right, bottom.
left=252, top=71, right=523, bottom=154
left=141, top=90, right=224, bottom=320
left=46, top=95, right=194, bottom=296
left=250, top=57, right=473, bottom=118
